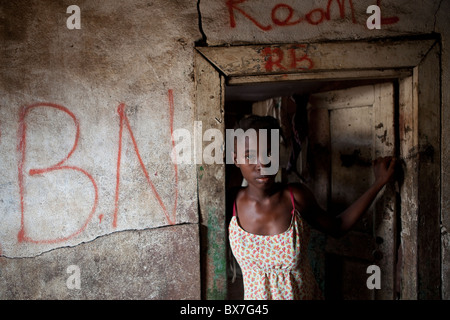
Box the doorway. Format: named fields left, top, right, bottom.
left=224, top=79, right=398, bottom=299
left=195, top=36, right=441, bottom=300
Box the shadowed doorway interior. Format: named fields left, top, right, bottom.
left=224, top=78, right=399, bottom=300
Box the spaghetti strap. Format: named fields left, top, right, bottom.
left=228, top=184, right=322, bottom=300
left=233, top=201, right=237, bottom=217
left=288, top=187, right=295, bottom=215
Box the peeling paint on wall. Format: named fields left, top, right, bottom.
left=206, top=207, right=227, bottom=299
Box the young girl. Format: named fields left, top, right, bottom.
left=228, top=115, right=396, bottom=300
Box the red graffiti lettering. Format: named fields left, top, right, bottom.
left=13, top=90, right=179, bottom=247
left=227, top=0, right=398, bottom=30
left=288, top=45, right=314, bottom=70
left=305, top=8, right=326, bottom=25
left=17, top=103, right=98, bottom=244
left=226, top=0, right=272, bottom=31
left=113, top=90, right=178, bottom=228
left=325, top=0, right=356, bottom=22
left=377, top=0, right=399, bottom=25
left=271, top=4, right=302, bottom=26
left=262, top=47, right=287, bottom=72
left=262, top=45, right=313, bottom=72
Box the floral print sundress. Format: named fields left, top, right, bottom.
left=229, top=187, right=322, bottom=300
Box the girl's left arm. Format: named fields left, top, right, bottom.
left=335, top=156, right=396, bottom=234
left=294, top=157, right=397, bottom=237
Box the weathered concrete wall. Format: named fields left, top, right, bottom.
left=201, top=0, right=438, bottom=45
left=0, top=225, right=199, bottom=299
left=1, top=0, right=201, bottom=299
left=1, top=0, right=449, bottom=299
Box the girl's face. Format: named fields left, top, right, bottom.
left=234, top=132, right=277, bottom=189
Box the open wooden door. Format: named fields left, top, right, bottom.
left=307, top=83, right=397, bottom=299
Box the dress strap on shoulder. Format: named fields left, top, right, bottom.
left=288, top=187, right=295, bottom=215
left=233, top=201, right=237, bottom=217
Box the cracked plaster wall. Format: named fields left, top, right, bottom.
left=0, top=0, right=201, bottom=299
left=1, top=0, right=449, bottom=299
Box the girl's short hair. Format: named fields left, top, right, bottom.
left=234, top=115, right=281, bottom=132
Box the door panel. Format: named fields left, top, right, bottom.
left=307, top=83, right=396, bottom=299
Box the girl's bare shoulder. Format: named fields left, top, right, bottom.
left=286, top=182, right=314, bottom=199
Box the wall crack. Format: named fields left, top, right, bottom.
left=196, top=0, right=208, bottom=46
left=0, top=222, right=198, bottom=259
left=433, top=0, right=444, bottom=32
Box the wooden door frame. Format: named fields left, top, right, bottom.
left=194, top=35, right=441, bottom=299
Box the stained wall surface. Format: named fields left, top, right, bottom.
left=0, top=0, right=201, bottom=299
left=0, top=0, right=449, bottom=299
